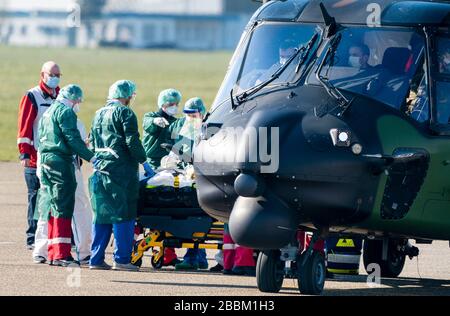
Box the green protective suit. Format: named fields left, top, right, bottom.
left=89, top=100, right=147, bottom=224
left=38, top=100, right=95, bottom=219
left=169, top=117, right=185, bottom=136
left=34, top=187, right=52, bottom=221
left=169, top=117, right=190, bottom=160
left=142, top=109, right=177, bottom=168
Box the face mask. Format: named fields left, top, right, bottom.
left=165, top=106, right=178, bottom=116
left=348, top=56, right=361, bottom=68
left=46, top=76, right=60, bottom=89
left=72, top=103, right=80, bottom=113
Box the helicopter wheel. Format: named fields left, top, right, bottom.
left=256, top=250, right=285, bottom=293
left=297, top=250, right=326, bottom=295
left=363, top=239, right=406, bottom=278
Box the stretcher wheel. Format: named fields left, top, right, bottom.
left=297, top=250, right=326, bottom=295
left=256, top=250, right=284, bottom=293
left=151, top=254, right=164, bottom=269
left=133, top=257, right=143, bottom=268
left=131, top=241, right=143, bottom=267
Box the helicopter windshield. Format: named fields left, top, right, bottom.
left=309, top=27, right=425, bottom=110
left=212, top=23, right=317, bottom=109
left=234, top=23, right=317, bottom=95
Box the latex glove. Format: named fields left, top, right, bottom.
left=153, top=117, right=169, bottom=128
left=142, top=162, right=156, bottom=178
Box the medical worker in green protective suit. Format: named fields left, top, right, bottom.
left=38, top=84, right=96, bottom=267
left=168, top=97, right=209, bottom=270
left=142, top=89, right=182, bottom=267
left=142, top=89, right=182, bottom=169
left=89, top=80, right=154, bottom=271
left=169, top=97, right=206, bottom=165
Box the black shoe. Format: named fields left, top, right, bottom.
left=51, top=256, right=79, bottom=267
left=209, top=263, right=224, bottom=272
left=26, top=244, right=34, bottom=251
left=89, top=262, right=112, bottom=270
left=164, top=258, right=182, bottom=267
left=232, top=266, right=256, bottom=277
left=79, top=256, right=91, bottom=266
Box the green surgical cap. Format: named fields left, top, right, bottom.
left=158, top=88, right=182, bottom=108
left=108, top=80, right=136, bottom=100
left=58, top=84, right=83, bottom=102
left=183, top=97, right=206, bottom=116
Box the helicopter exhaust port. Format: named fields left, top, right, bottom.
left=228, top=191, right=299, bottom=249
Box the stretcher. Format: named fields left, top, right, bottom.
left=131, top=172, right=223, bottom=268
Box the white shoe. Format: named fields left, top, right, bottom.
left=33, top=256, right=46, bottom=264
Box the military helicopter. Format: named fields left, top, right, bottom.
left=193, top=0, right=450, bottom=295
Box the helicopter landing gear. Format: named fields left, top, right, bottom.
left=255, top=229, right=328, bottom=295
left=256, top=250, right=285, bottom=293
left=296, top=231, right=326, bottom=295
left=363, top=238, right=419, bottom=278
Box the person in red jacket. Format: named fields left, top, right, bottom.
left=222, top=224, right=256, bottom=276
left=17, top=61, right=61, bottom=249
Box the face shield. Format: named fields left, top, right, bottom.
left=179, top=113, right=203, bottom=140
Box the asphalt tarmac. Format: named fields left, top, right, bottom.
left=1, top=162, right=449, bottom=296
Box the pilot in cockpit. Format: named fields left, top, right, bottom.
left=239, top=39, right=298, bottom=89
left=348, top=43, right=372, bottom=70
left=438, top=42, right=450, bottom=74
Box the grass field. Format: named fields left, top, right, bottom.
left=0, top=45, right=231, bottom=162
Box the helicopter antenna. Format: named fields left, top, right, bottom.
left=319, top=2, right=337, bottom=38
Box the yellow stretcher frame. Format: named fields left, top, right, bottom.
left=131, top=222, right=224, bottom=268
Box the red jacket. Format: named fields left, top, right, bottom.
left=17, top=80, right=59, bottom=168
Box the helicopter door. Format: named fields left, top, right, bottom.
left=419, top=33, right=450, bottom=231
left=377, top=32, right=449, bottom=227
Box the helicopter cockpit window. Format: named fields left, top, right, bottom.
left=406, top=68, right=429, bottom=123
left=309, top=28, right=425, bottom=111
left=434, top=37, right=450, bottom=125
left=233, top=23, right=316, bottom=95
